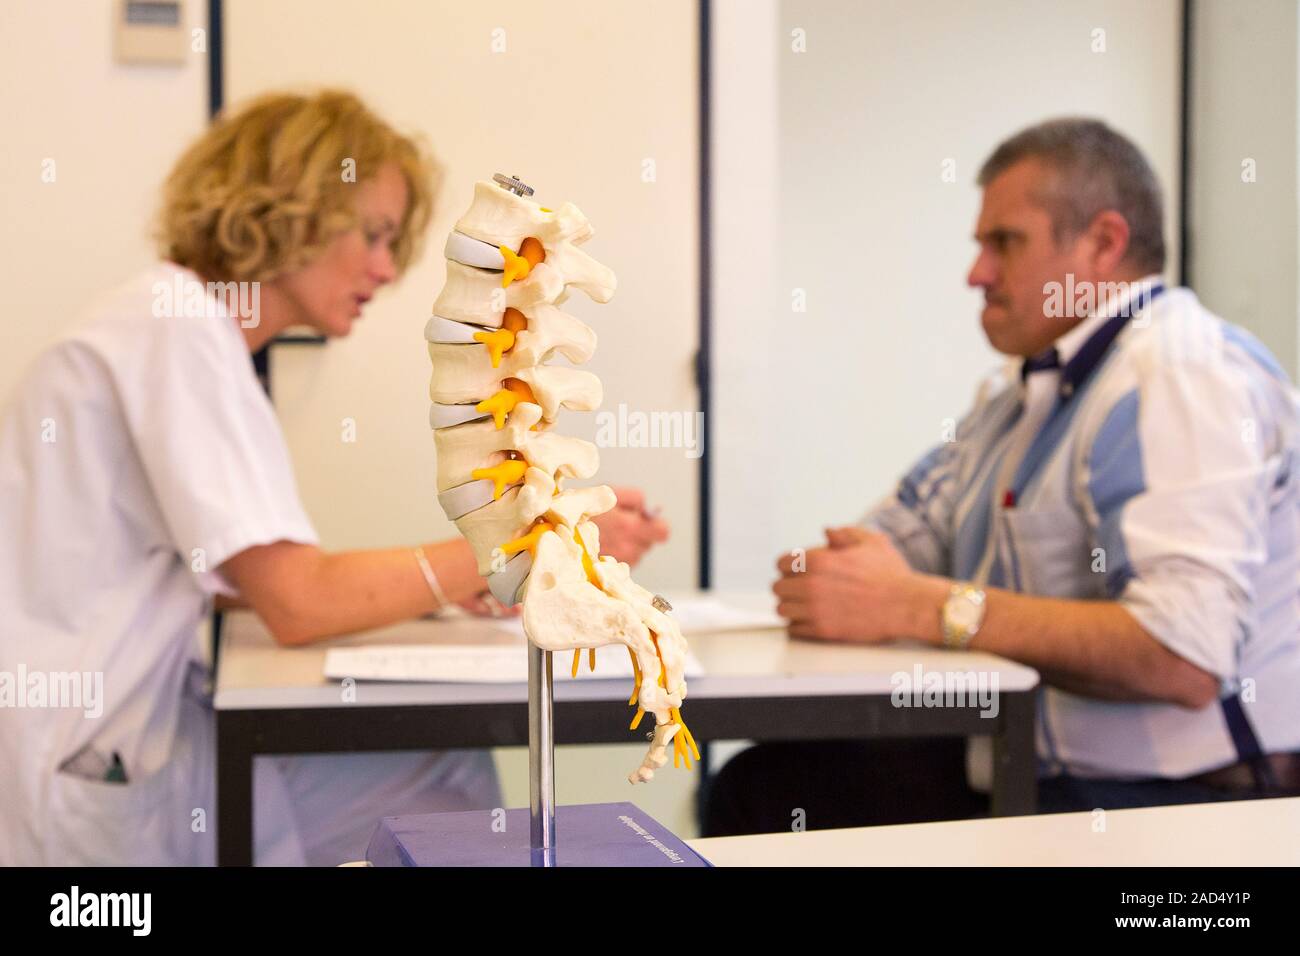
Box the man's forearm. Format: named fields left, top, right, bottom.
left=902, top=575, right=1219, bottom=709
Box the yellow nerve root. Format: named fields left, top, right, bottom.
left=572, top=527, right=602, bottom=588
left=473, top=328, right=514, bottom=368
left=471, top=309, right=529, bottom=369
left=499, top=237, right=545, bottom=288
left=475, top=377, right=536, bottom=430
left=470, top=458, right=528, bottom=500
left=672, top=705, right=700, bottom=765
left=570, top=647, right=596, bottom=678
left=499, top=520, right=554, bottom=557
left=626, top=647, right=641, bottom=705
left=500, top=246, right=530, bottom=287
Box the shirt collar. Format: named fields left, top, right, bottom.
left=1054, top=273, right=1165, bottom=366
left=1022, top=273, right=1166, bottom=397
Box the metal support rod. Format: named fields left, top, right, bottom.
left=527, top=642, right=557, bottom=866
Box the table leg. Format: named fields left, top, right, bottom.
left=990, top=690, right=1037, bottom=816
left=694, top=741, right=712, bottom=830
left=216, top=712, right=255, bottom=866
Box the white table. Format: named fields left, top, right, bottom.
left=213, top=592, right=1040, bottom=865
left=688, top=796, right=1300, bottom=866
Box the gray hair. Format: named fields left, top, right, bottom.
left=977, top=118, right=1166, bottom=274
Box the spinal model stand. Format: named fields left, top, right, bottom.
left=426, top=174, right=698, bottom=855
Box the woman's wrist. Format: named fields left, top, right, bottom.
left=419, top=538, right=489, bottom=606
left=413, top=546, right=452, bottom=608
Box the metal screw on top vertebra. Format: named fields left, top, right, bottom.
left=652, top=595, right=672, bottom=614
left=494, top=173, right=534, bottom=197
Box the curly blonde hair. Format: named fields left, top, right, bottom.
left=157, top=89, right=438, bottom=282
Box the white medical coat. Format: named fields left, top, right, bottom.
left=0, top=263, right=498, bottom=865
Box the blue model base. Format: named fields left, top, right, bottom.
left=365, top=801, right=711, bottom=867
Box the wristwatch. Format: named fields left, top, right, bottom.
left=941, top=583, right=987, bottom=649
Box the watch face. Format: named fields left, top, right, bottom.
left=948, top=597, right=982, bottom=630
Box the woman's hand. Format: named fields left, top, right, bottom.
left=590, top=486, right=670, bottom=567
left=454, top=591, right=521, bottom=618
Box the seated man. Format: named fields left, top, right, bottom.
left=703, top=118, right=1300, bottom=836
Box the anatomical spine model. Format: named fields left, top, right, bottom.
left=426, top=175, right=698, bottom=783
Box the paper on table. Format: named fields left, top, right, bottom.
left=324, top=643, right=704, bottom=684
left=664, top=595, right=784, bottom=634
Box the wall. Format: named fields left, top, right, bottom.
left=0, top=0, right=210, bottom=402
left=1189, top=0, right=1299, bottom=378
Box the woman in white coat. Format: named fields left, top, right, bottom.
left=0, top=90, right=669, bottom=866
